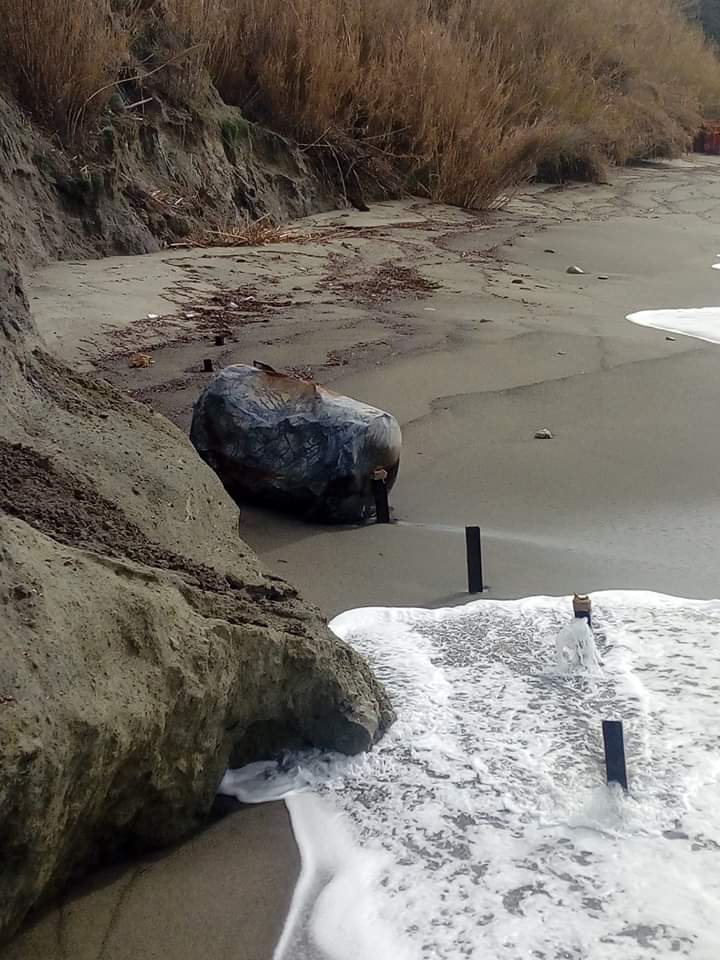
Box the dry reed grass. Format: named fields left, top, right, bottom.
left=0, top=0, right=124, bottom=131
left=0, top=0, right=718, bottom=204
left=208, top=0, right=720, bottom=202
left=174, top=215, right=307, bottom=248
left=154, top=0, right=230, bottom=98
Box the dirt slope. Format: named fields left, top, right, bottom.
left=0, top=85, right=337, bottom=268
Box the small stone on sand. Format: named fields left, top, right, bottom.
left=597, top=275, right=609, bottom=280
left=566, top=265, right=584, bottom=275
left=534, top=428, right=554, bottom=439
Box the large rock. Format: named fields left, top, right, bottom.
left=190, top=364, right=402, bottom=522
left=0, top=264, right=394, bottom=945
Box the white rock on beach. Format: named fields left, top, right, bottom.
left=566, top=265, right=584, bottom=275
left=534, top=428, right=554, bottom=439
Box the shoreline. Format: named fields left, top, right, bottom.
left=11, top=155, right=720, bottom=958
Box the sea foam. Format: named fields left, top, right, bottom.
left=221, top=592, right=720, bottom=959
left=626, top=306, right=720, bottom=343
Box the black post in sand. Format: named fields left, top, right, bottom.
left=372, top=468, right=390, bottom=524
left=602, top=720, right=628, bottom=793
left=465, top=526, right=483, bottom=594
left=214, top=334, right=226, bottom=346
left=203, top=358, right=214, bottom=372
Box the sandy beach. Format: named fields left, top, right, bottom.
left=28, top=156, right=720, bottom=611
left=10, top=155, right=720, bottom=958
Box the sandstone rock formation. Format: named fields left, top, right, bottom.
left=0, top=264, right=394, bottom=944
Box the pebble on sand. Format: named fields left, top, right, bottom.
left=566, top=265, right=584, bottom=275
left=534, top=428, right=554, bottom=439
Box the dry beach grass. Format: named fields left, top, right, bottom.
left=0, top=0, right=719, bottom=205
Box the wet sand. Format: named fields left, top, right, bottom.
left=16, top=155, right=720, bottom=957
left=2, top=801, right=299, bottom=960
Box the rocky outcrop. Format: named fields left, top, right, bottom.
left=0, top=264, right=394, bottom=944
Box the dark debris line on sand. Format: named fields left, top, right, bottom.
left=321, top=254, right=441, bottom=303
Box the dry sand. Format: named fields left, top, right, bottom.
left=13, top=155, right=720, bottom=958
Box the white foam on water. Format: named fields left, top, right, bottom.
left=626, top=306, right=720, bottom=343
left=276, top=792, right=419, bottom=960
left=223, top=592, right=720, bottom=959
left=218, top=761, right=308, bottom=802
left=554, top=617, right=601, bottom=671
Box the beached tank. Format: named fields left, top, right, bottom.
left=190, top=363, right=402, bottom=523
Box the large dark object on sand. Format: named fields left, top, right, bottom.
left=190, top=364, right=402, bottom=522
